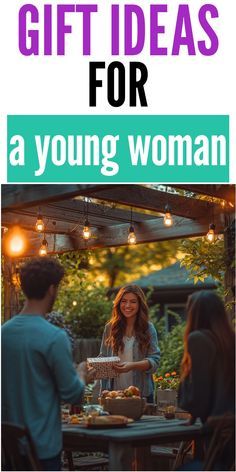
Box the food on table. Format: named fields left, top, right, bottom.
left=124, top=386, right=140, bottom=397
left=101, top=386, right=141, bottom=399
left=68, top=414, right=84, bottom=424
left=86, top=414, right=130, bottom=425
left=101, top=390, right=110, bottom=399
left=106, top=390, right=120, bottom=398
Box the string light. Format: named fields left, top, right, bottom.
left=127, top=208, right=136, bottom=245
left=82, top=218, right=91, bottom=240
left=39, top=235, right=48, bottom=256
left=4, top=226, right=26, bottom=257
left=206, top=223, right=216, bottom=242
left=128, top=225, right=136, bottom=245
left=164, top=205, right=173, bottom=227
left=35, top=210, right=45, bottom=233
left=82, top=198, right=91, bottom=240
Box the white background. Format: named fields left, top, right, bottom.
left=0, top=0, right=235, bottom=183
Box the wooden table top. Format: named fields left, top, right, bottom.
left=63, top=415, right=204, bottom=445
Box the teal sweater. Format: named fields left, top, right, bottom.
left=2, top=314, right=84, bottom=459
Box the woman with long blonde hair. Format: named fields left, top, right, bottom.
left=99, top=285, right=160, bottom=402
left=178, top=290, right=235, bottom=423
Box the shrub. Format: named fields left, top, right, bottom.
left=55, top=281, right=113, bottom=338
left=157, top=321, right=185, bottom=376
left=151, top=310, right=185, bottom=376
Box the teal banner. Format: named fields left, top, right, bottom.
left=7, top=115, right=229, bottom=182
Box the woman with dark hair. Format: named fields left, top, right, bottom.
left=178, top=290, right=235, bottom=424
left=99, top=285, right=160, bottom=402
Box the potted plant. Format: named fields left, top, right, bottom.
left=153, top=372, right=180, bottom=406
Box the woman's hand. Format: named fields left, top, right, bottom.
left=113, top=362, right=134, bottom=373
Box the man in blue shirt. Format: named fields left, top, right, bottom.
left=2, top=257, right=89, bottom=471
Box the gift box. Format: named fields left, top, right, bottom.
left=87, top=356, right=120, bottom=379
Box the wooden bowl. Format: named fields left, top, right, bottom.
left=102, top=397, right=146, bottom=420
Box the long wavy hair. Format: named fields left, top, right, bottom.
left=180, top=290, right=235, bottom=387
left=106, top=285, right=151, bottom=354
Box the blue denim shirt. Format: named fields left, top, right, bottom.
left=99, top=321, right=160, bottom=397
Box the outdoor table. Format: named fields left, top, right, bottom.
left=63, top=415, right=207, bottom=471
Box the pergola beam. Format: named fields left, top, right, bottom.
left=84, top=184, right=219, bottom=219
left=173, top=184, right=235, bottom=203
left=1, top=184, right=121, bottom=211
left=2, top=184, right=222, bottom=221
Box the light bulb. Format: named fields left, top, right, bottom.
left=6, top=227, right=26, bottom=257
left=128, top=226, right=136, bottom=245
left=10, top=235, right=24, bottom=254
left=164, top=210, right=173, bottom=226
left=35, top=215, right=45, bottom=233
left=83, top=219, right=91, bottom=240
left=39, top=238, right=48, bottom=256
left=206, top=224, right=216, bottom=242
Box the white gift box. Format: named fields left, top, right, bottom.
left=87, top=356, right=120, bottom=379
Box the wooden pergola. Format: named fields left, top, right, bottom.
left=1, top=184, right=235, bottom=319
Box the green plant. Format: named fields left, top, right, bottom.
left=55, top=280, right=113, bottom=338
left=150, top=309, right=185, bottom=376
left=153, top=372, right=180, bottom=390
left=157, top=321, right=185, bottom=375
left=179, top=237, right=225, bottom=284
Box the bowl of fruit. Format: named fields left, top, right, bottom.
left=100, top=386, right=146, bottom=420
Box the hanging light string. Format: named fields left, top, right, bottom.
left=206, top=223, right=216, bottom=242
left=206, top=199, right=216, bottom=242
left=83, top=198, right=91, bottom=240
left=163, top=204, right=173, bottom=227
left=128, top=207, right=136, bottom=245
left=29, top=194, right=230, bottom=253
left=39, top=233, right=48, bottom=256
left=35, top=207, right=45, bottom=233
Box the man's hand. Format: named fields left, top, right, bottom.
left=76, top=362, right=96, bottom=384
left=113, top=362, right=134, bottom=373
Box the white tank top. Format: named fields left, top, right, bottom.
left=114, top=336, right=135, bottom=390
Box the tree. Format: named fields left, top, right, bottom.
left=179, top=236, right=225, bottom=284
left=90, top=239, right=181, bottom=287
